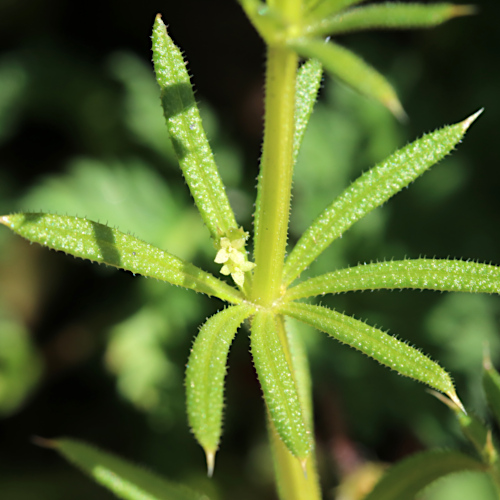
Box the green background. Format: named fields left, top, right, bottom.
left=0, top=0, right=499, bottom=498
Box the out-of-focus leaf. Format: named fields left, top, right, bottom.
left=0, top=56, right=26, bottom=144
left=19, top=157, right=207, bottom=259
left=483, top=358, right=500, bottom=431
left=289, top=38, right=405, bottom=119
left=363, top=449, right=486, bottom=500
left=305, top=0, right=368, bottom=21
left=107, top=52, right=175, bottom=160
left=0, top=309, right=42, bottom=416
left=305, top=3, right=475, bottom=37
left=41, top=438, right=209, bottom=500
left=456, top=409, right=496, bottom=464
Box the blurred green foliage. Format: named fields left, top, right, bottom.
left=1, top=0, right=500, bottom=498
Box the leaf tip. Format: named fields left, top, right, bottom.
left=385, top=96, right=407, bottom=123
left=300, top=457, right=308, bottom=478
left=31, top=436, right=57, bottom=449
left=0, top=215, right=11, bottom=227
left=483, top=342, right=493, bottom=371
left=448, top=390, right=467, bottom=415
left=427, top=389, right=467, bottom=415
left=205, top=449, right=216, bottom=478
left=461, top=108, right=483, bottom=131
left=451, top=5, right=478, bottom=18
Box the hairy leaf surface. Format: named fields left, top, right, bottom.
left=283, top=110, right=481, bottom=286
left=1, top=213, right=242, bottom=303
left=281, top=302, right=461, bottom=407
left=286, top=259, right=500, bottom=300
left=186, top=304, right=254, bottom=475
left=251, top=311, right=312, bottom=461
left=294, top=59, right=323, bottom=164
left=152, top=15, right=237, bottom=243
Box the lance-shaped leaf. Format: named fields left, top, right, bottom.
left=286, top=259, right=500, bottom=300
left=294, top=58, right=323, bottom=164
left=281, top=302, right=462, bottom=409
left=304, top=3, right=475, bottom=38
left=35, top=437, right=208, bottom=500
left=363, top=449, right=486, bottom=500
left=0, top=213, right=242, bottom=304
left=283, top=110, right=482, bottom=287
left=289, top=38, right=405, bottom=119
left=251, top=311, right=312, bottom=463
left=185, top=304, right=254, bottom=476
left=305, top=0, right=368, bottom=21
left=152, top=15, right=237, bottom=244
left=483, top=355, right=500, bottom=431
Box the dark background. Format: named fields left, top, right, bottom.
left=0, top=1, right=499, bottom=499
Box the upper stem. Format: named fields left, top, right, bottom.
left=252, top=46, right=298, bottom=306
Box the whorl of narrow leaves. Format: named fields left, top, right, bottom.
left=152, top=15, right=237, bottom=244
left=305, top=3, right=476, bottom=37
left=36, top=437, right=208, bottom=500
left=363, top=449, right=486, bottom=500
left=0, top=213, right=243, bottom=304
left=251, top=311, right=312, bottom=462
left=281, top=302, right=462, bottom=409
left=286, top=259, right=500, bottom=300
left=283, top=110, right=482, bottom=287
left=185, top=305, right=254, bottom=477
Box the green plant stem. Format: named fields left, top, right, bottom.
left=252, top=46, right=298, bottom=306
left=268, top=416, right=321, bottom=500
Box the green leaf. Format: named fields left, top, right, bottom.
left=266, top=317, right=322, bottom=499
left=483, top=357, right=500, bottom=431
left=250, top=311, right=312, bottom=462
left=283, top=317, right=314, bottom=433
left=363, top=449, right=485, bottom=500
left=286, top=259, right=500, bottom=300
left=283, top=110, right=482, bottom=287
left=305, top=3, right=475, bottom=37
left=293, top=59, right=323, bottom=164
left=455, top=409, right=496, bottom=464
left=185, top=304, right=254, bottom=476
left=305, top=0, right=368, bottom=20
left=0, top=213, right=243, bottom=304
left=38, top=437, right=208, bottom=500
left=289, top=38, right=405, bottom=119
left=236, top=0, right=285, bottom=44
left=281, top=302, right=462, bottom=408
left=152, top=15, right=237, bottom=244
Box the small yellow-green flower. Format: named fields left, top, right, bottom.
left=215, top=228, right=255, bottom=287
